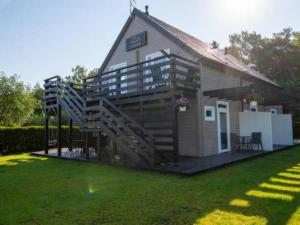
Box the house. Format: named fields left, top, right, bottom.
left=43, top=7, right=294, bottom=169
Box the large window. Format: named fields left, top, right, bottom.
left=144, top=49, right=170, bottom=90
left=102, top=62, right=127, bottom=96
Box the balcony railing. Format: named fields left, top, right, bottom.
left=83, top=54, right=201, bottom=100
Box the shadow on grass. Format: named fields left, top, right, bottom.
left=193, top=151, right=300, bottom=225
left=2, top=149, right=300, bottom=225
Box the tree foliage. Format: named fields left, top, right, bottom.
left=227, top=28, right=300, bottom=83
left=226, top=28, right=300, bottom=118
left=65, top=65, right=99, bottom=84
left=0, top=72, right=37, bottom=126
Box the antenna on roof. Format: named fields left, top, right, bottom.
left=129, top=0, right=136, bottom=14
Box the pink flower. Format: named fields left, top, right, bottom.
left=175, top=97, right=191, bottom=107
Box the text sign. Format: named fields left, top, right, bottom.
left=126, top=31, right=147, bottom=51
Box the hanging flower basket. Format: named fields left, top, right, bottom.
left=175, top=96, right=191, bottom=112
left=244, top=93, right=264, bottom=105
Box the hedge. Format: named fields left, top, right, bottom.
left=0, top=126, right=80, bottom=154
left=294, top=122, right=300, bottom=139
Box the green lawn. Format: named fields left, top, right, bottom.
left=1, top=147, right=300, bottom=225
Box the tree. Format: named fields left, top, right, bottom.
left=226, top=28, right=300, bottom=119
left=0, top=72, right=37, bottom=126
left=88, top=68, right=99, bottom=77
left=211, top=40, right=219, bottom=49
left=32, top=83, right=44, bottom=116
left=65, top=66, right=99, bottom=85
left=65, top=65, right=88, bottom=84
left=227, top=31, right=263, bottom=66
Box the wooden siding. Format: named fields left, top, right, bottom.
left=201, top=97, right=242, bottom=156
left=178, top=98, right=198, bottom=156
left=103, top=16, right=196, bottom=72
left=202, top=65, right=242, bottom=91
left=98, top=12, right=268, bottom=158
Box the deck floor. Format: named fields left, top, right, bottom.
left=154, top=151, right=266, bottom=175
left=32, top=144, right=299, bottom=175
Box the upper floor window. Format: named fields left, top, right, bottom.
left=144, top=49, right=170, bottom=90
left=270, top=108, right=277, bottom=115
left=102, top=62, right=127, bottom=96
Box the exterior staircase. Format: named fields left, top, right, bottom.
left=44, top=76, right=156, bottom=167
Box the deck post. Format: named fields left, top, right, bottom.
left=57, top=104, right=62, bottom=156
left=44, top=116, right=49, bottom=154
left=173, top=106, right=179, bottom=162
left=85, top=132, right=90, bottom=160
left=170, top=58, right=179, bottom=162
left=96, top=132, right=102, bottom=161
left=69, top=119, right=73, bottom=152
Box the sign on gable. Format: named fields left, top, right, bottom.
left=126, top=31, right=147, bottom=51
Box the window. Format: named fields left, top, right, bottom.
left=250, top=105, right=258, bottom=112
left=270, top=108, right=277, bottom=115
left=145, top=49, right=170, bottom=90
left=105, top=62, right=127, bottom=95
left=205, top=106, right=215, bottom=121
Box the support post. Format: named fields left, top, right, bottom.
left=85, top=132, right=90, bottom=160
left=96, top=132, right=102, bottom=161
left=45, top=116, right=49, bottom=154
left=69, top=119, right=73, bottom=152
left=173, top=106, right=179, bottom=162
left=57, top=105, right=62, bottom=156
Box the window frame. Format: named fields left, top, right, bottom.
left=270, top=108, right=277, bottom=115
left=204, top=106, right=216, bottom=121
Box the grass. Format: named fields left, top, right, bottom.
left=1, top=147, right=300, bottom=225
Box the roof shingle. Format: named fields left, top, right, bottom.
left=144, top=10, right=278, bottom=87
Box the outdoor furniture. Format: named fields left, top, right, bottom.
left=89, top=148, right=97, bottom=157
left=231, top=134, right=252, bottom=151
left=239, top=136, right=253, bottom=150
left=249, top=132, right=264, bottom=151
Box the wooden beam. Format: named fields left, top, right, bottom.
left=69, top=119, right=73, bottom=152
left=57, top=105, right=62, bottom=156
left=44, top=116, right=49, bottom=154
left=85, top=132, right=90, bottom=160
left=173, top=108, right=179, bottom=162
left=96, top=132, right=102, bottom=161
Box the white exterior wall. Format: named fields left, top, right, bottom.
left=239, top=112, right=294, bottom=151
left=239, top=112, right=274, bottom=150
left=271, top=114, right=293, bottom=146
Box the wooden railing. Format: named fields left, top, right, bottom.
left=83, top=54, right=200, bottom=100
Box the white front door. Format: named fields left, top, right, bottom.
left=217, top=101, right=231, bottom=153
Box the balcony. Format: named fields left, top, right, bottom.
left=83, top=54, right=201, bottom=103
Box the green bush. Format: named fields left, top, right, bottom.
left=294, top=122, right=300, bottom=139
left=0, top=126, right=80, bottom=154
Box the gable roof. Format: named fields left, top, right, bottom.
left=99, top=8, right=279, bottom=87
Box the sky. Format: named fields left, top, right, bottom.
left=0, top=0, right=300, bottom=86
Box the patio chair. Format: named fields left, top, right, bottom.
left=231, top=133, right=252, bottom=151
left=250, top=132, right=263, bottom=151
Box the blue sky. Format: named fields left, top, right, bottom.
left=0, top=0, right=299, bottom=86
